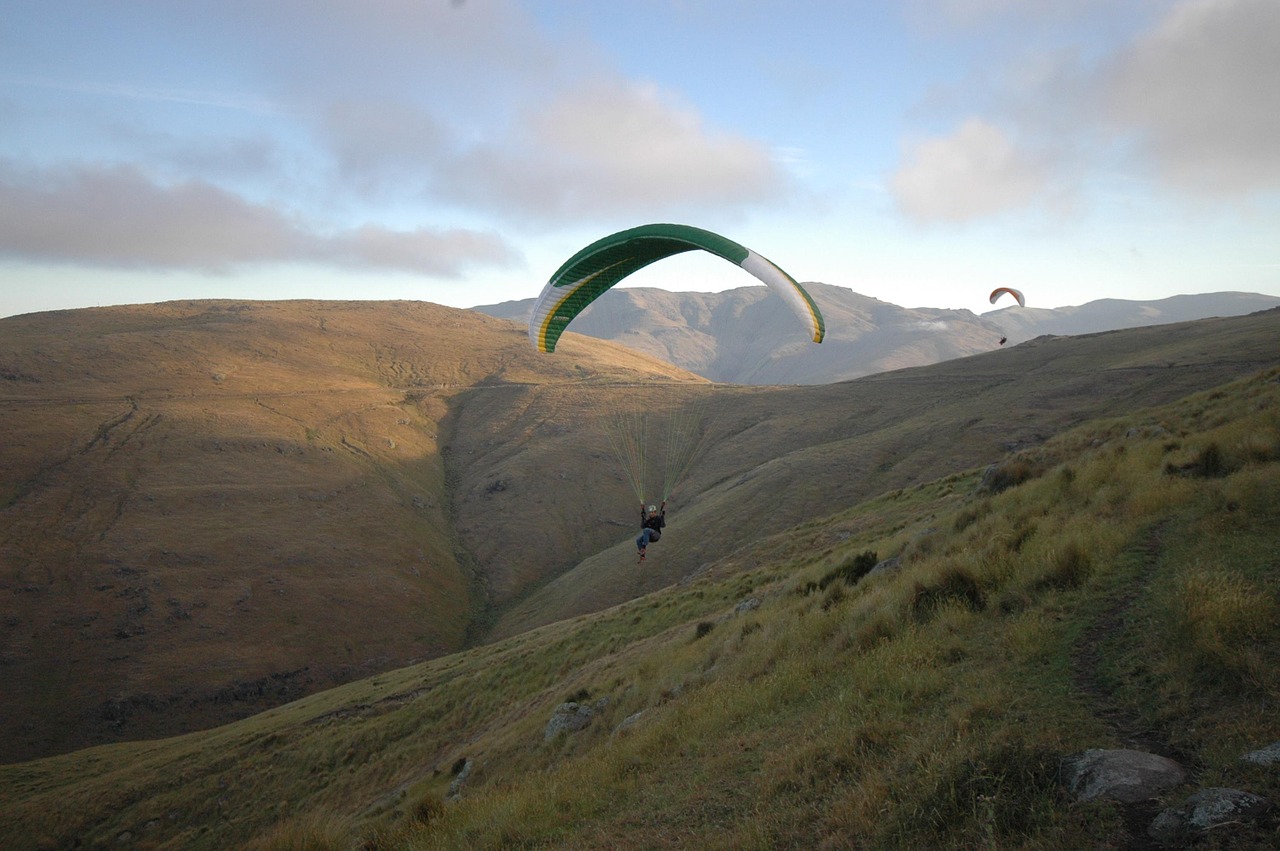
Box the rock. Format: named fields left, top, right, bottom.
left=446, top=758, right=472, bottom=800
left=1242, top=741, right=1280, bottom=765
left=1148, top=788, right=1272, bottom=844
left=1061, top=748, right=1186, bottom=803
left=615, top=710, right=644, bottom=733
left=543, top=701, right=594, bottom=741
left=734, top=598, right=760, bottom=615
left=1126, top=426, right=1169, bottom=439
left=866, top=556, right=901, bottom=579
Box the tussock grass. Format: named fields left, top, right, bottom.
left=247, top=812, right=353, bottom=851
left=1157, top=562, right=1277, bottom=691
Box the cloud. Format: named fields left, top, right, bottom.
left=910, top=319, right=950, bottom=331
left=313, top=78, right=791, bottom=222
left=1100, top=0, right=1280, bottom=195
left=320, top=101, right=451, bottom=198
left=890, top=0, right=1280, bottom=225
left=435, top=79, right=790, bottom=221
left=0, top=161, right=520, bottom=275
left=908, top=0, right=1116, bottom=30
left=7, top=0, right=791, bottom=243
left=8, top=77, right=287, bottom=115
left=890, top=118, right=1049, bottom=223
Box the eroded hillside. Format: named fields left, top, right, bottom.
left=0, top=299, right=696, bottom=761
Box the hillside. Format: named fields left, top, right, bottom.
left=478, top=309, right=1280, bottom=640
left=2, top=363, right=1277, bottom=849
left=474, top=286, right=1280, bottom=384
left=0, top=299, right=700, bottom=762
left=2, top=302, right=1278, bottom=767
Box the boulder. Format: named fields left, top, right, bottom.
left=1242, top=741, right=1280, bottom=765
left=543, top=699, right=608, bottom=742
left=1148, top=788, right=1272, bottom=844
left=866, top=556, right=901, bottom=579
left=1061, top=748, right=1186, bottom=803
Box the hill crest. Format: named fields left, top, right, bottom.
left=474, top=286, right=1280, bottom=384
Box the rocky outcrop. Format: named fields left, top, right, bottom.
left=1241, top=741, right=1280, bottom=765
left=1061, top=745, right=1275, bottom=845
left=543, top=697, right=611, bottom=742
left=1060, top=748, right=1186, bottom=803
left=1148, top=788, right=1272, bottom=844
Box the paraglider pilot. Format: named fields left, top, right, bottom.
left=636, top=500, right=666, bottom=561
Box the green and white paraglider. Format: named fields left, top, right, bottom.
left=527, top=223, right=825, bottom=529
left=529, top=223, right=824, bottom=353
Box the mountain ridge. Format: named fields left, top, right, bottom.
left=474, top=286, right=1280, bottom=384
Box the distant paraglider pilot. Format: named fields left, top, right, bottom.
left=636, top=501, right=666, bottom=561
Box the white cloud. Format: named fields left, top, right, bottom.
left=434, top=79, right=790, bottom=221
left=320, top=101, right=451, bottom=198
left=1101, top=0, right=1280, bottom=195
left=890, top=118, right=1049, bottom=223
left=892, top=0, right=1280, bottom=224
left=0, top=161, right=520, bottom=275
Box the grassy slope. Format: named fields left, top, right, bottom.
left=3, top=367, right=1277, bottom=850
left=482, top=310, right=1280, bottom=640
left=1, top=302, right=1277, bottom=765
left=0, top=300, right=700, bottom=761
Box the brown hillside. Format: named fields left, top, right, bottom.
left=3, top=300, right=1278, bottom=765
left=482, top=310, right=1280, bottom=638
left=0, top=299, right=697, bottom=763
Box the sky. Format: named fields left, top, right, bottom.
left=2, top=0, right=1278, bottom=320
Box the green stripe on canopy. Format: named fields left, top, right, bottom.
left=530, top=223, right=823, bottom=352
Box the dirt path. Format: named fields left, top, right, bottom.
left=1068, top=521, right=1198, bottom=849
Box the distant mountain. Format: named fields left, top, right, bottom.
left=988, top=291, right=1280, bottom=344
left=474, top=287, right=1280, bottom=384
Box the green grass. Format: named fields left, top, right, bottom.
left=3, top=369, right=1279, bottom=850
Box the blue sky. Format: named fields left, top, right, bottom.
left=2, top=0, right=1277, bottom=319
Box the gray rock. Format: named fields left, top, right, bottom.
left=1061, top=748, right=1186, bottom=803
left=615, top=710, right=644, bottom=733
left=447, top=758, right=472, bottom=800
left=1148, top=788, right=1271, bottom=844
left=543, top=701, right=594, bottom=741
left=1242, top=741, right=1280, bottom=765
left=734, top=598, right=761, bottom=615
left=866, top=556, right=901, bottom=578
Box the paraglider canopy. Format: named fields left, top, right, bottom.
left=529, top=223, right=824, bottom=352
left=989, top=287, right=1025, bottom=308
